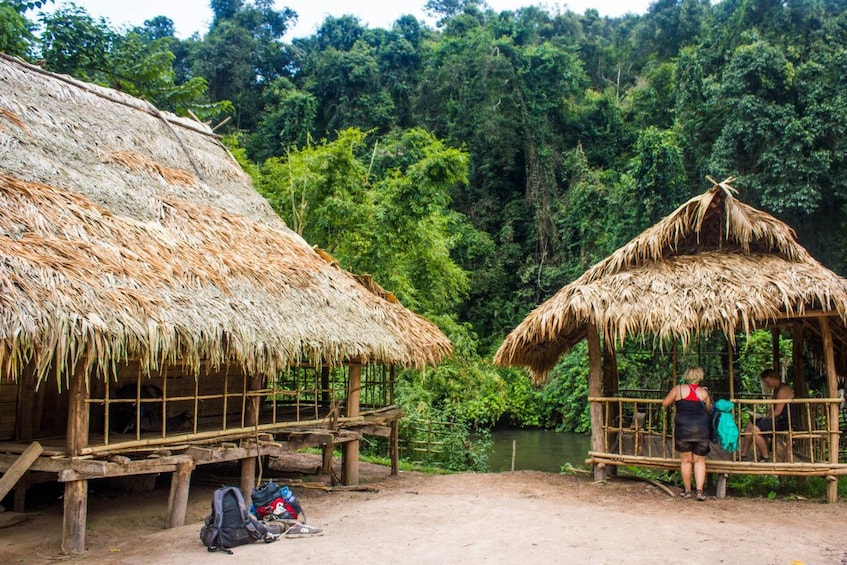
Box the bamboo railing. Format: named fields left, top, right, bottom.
left=587, top=396, right=847, bottom=476
left=82, top=363, right=395, bottom=453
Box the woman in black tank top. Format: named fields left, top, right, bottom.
left=662, top=366, right=712, bottom=501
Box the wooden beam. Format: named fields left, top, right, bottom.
left=587, top=321, right=606, bottom=482
left=61, top=479, right=87, bottom=554
left=62, top=364, right=89, bottom=555
left=342, top=363, right=361, bottom=486
left=0, top=441, right=43, bottom=501
left=792, top=321, right=807, bottom=399
left=57, top=455, right=193, bottom=482
left=165, top=459, right=194, bottom=528
left=819, top=317, right=841, bottom=503
left=390, top=419, right=399, bottom=476
left=79, top=407, right=399, bottom=456
left=240, top=373, right=262, bottom=500
left=586, top=452, right=847, bottom=476
left=14, top=363, right=36, bottom=442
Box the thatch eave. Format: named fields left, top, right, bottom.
left=494, top=181, right=847, bottom=382
left=0, top=175, right=451, bottom=383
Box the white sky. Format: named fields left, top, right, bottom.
left=36, top=0, right=653, bottom=40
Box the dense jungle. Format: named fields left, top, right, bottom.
left=3, top=0, right=847, bottom=470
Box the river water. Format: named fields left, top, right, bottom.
left=486, top=429, right=592, bottom=473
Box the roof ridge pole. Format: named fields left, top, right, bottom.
left=587, top=321, right=606, bottom=482
left=145, top=101, right=208, bottom=185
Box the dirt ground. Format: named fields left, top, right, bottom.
left=2, top=453, right=847, bottom=565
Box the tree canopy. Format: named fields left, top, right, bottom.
left=6, top=0, right=847, bottom=434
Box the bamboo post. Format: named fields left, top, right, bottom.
left=240, top=372, right=262, bottom=499
left=342, top=362, right=361, bottom=485
left=15, top=363, right=36, bottom=442
left=13, top=363, right=38, bottom=513
left=792, top=321, right=807, bottom=399
left=819, top=317, right=840, bottom=503
left=389, top=366, right=398, bottom=476
left=715, top=473, right=727, bottom=498
left=165, top=459, right=195, bottom=528
left=772, top=328, right=781, bottom=376
left=62, top=363, right=89, bottom=555
left=588, top=321, right=606, bottom=482
left=727, top=337, right=735, bottom=400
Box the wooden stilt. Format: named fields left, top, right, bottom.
left=342, top=363, right=361, bottom=485
left=240, top=373, right=262, bottom=499
left=61, top=364, right=89, bottom=555
left=715, top=474, right=727, bottom=499
left=390, top=419, right=399, bottom=476
left=389, top=366, right=398, bottom=476
left=15, top=363, right=36, bottom=442
left=165, top=460, right=194, bottom=528
left=13, top=474, right=28, bottom=513
left=588, top=321, right=606, bottom=482
left=321, top=442, right=334, bottom=475
left=819, top=317, right=840, bottom=503
left=61, top=480, right=87, bottom=555
left=240, top=456, right=256, bottom=503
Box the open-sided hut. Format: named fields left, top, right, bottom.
left=495, top=178, right=847, bottom=501
left=0, top=53, right=450, bottom=551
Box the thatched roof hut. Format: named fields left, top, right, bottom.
left=495, top=178, right=847, bottom=381
left=0, top=52, right=450, bottom=384
left=0, top=53, right=452, bottom=552
left=494, top=179, right=847, bottom=500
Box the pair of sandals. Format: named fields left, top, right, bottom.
left=679, top=489, right=707, bottom=502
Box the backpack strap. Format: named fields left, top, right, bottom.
left=206, top=485, right=247, bottom=555
left=206, top=486, right=232, bottom=553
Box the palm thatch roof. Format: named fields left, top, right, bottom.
left=494, top=178, right=847, bottom=381
left=0, top=53, right=450, bottom=384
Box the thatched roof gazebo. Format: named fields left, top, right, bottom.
left=495, top=178, right=847, bottom=501
left=0, top=52, right=450, bottom=552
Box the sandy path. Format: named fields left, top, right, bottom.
left=3, top=461, right=847, bottom=565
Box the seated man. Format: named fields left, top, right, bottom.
left=740, top=369, right=795, bottom=462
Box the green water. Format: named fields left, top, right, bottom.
left=486, top=429, right=591, bottom=473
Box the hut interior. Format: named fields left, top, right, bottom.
left=495, top=179, right=847, bottom=502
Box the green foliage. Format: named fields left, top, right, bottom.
left=736, top=329, right=792, bottom=394
left=35, top=0, right=847, bottom=454
left=500, top=368, right=543, bottom=427
left=2, top=0, right=52, bottom=13
left=540, top=343, right=591, bottom=432
left=0, top=1, right=34, bottom=57
left=727, top=474, right=847, bottom=501
left=37, top=5, right=229, bottom=119
left=258, top=127, right=472, bottom=314
left=628, top=126, right=687, bottom=227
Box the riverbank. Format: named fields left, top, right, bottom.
left=2, top=454, right=847, bottom=564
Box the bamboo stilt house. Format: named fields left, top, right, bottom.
left=495, top=178, right=847, bottom=501
left=0, top=53, right=450, bottom=552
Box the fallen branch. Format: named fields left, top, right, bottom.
left=613, top=475, right=676, bottom=498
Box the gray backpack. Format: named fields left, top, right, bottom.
left=199, top=486, right=279, bottom=553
